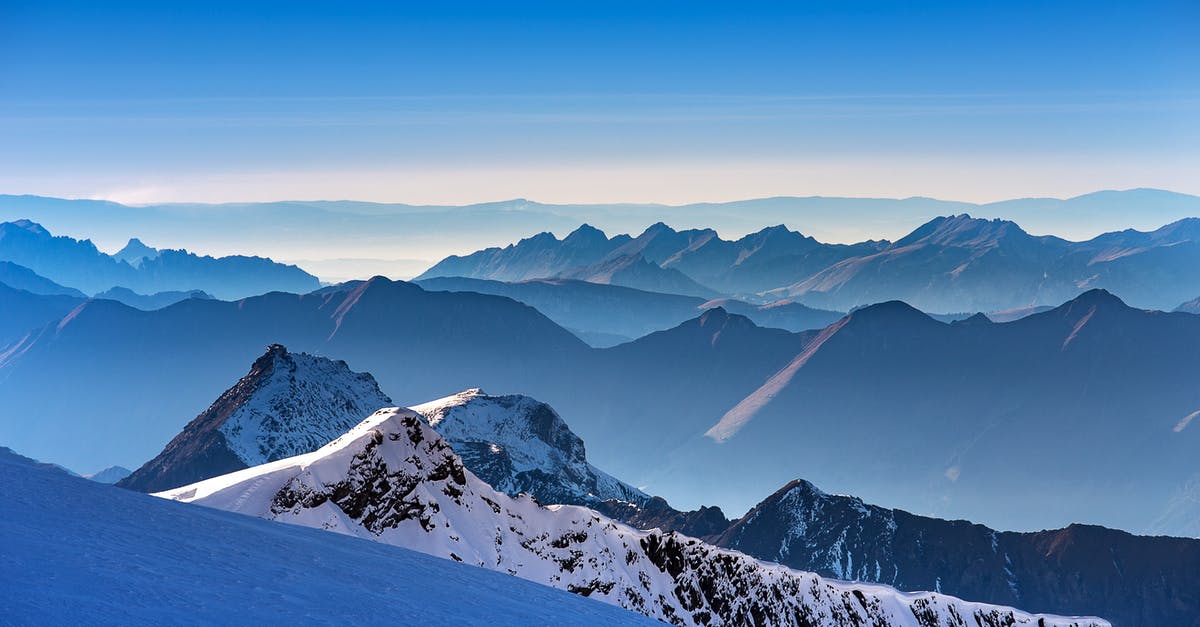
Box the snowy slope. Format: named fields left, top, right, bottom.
left=413, top=389, right=648, bottom=507
left=120, top=344, right=393, bottom=492
left=216, top=345, right=394, bottom=465
left=0, top=446, right=653, bottom=626
left=160, top=409, right=1108, bottom=627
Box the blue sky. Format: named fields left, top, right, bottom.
left=1, top=0, right=1196, bottom=204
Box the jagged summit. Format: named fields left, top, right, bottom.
left=412, top=388, right=648, bottom=507
left=6, top=218, right=50, bottom=236
left=159, top=407, right=1104, bottom=627
left=893, top=214, right=1030, bottom=249
left=118, top=344, right=393, bottom=493
left=1064, top=288, right=1127, bottom=309
left=113, top=237, right=160, bottom=266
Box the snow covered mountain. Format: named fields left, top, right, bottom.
left=412, top=389, right=649, bottom=508
left=159, top=409, right=1107, bottom=627
left=119, top=344, right=393, bottom=492
left=0, top=444, right=652, bottom=626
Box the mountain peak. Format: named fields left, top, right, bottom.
left=118, top=345, right=393, bottom=493
left=562, top=223, right=607, bottom=243
left=1060, top=288, right=1129, bottom=314
left=114, top=237, right=161, bottom=266
left=412, top=389, right=647, bottom=507
left=895, top=213, right=1028, bottom=249
left=953, top=312, right=994, bottom=326
left=845, top=300, right=934, bottom=327
left=641, top=221, right=677, bottom=236
left=4, top=219, right=50, bottom=236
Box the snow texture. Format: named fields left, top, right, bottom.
left=160, top=409, right=1109, bottom=627
left=217, top=345, right=394, bottom=466
left=0, top=447, right=653, bottom=626
left=413, top=389, right=648, bottom=507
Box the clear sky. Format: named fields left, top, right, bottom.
left=1, top=0, right=1196, bottom=204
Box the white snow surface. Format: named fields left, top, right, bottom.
left=217, top=348, right=394, bottom=465
left=159, top=408, right=1109, bottom=627
left=0, top=448, right=651, bottom=626
left=412, top=389, right=648, bottom=505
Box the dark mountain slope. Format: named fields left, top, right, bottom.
left=718, top=479, right=1200, bottom=627
left=671, top=289, right=1200, bottom=534
left=0, top=277, right=588, bottom=472
left=416, top=276, right=842, bottom=344
left=0, top=282, right=85, bottom=345
left=0, top=261, right=84, bottom=297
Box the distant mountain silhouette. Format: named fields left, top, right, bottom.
left=112, top=238, right=160, bottom=267
left=0, top=277, right=588, bottom=473
left=552, top=253, right=720, bottom=298
left=427, top=215, right=1200, bottom=312
left=718, top=478, right=1200, bottom=627
left=94, top=287, right=214, bottom=311
left=416, top=276, right=842, bottom=345
left=4, top=280, right=1198, bottom=536
left=1177, top=296, right=1200, bottom=314
left=0, top=261, right=85, bottom=297
left=417, top=221, right=884, bottom=297
left=670, top=289, right=1200, bottom=535
left=772, top=215, right=1200, bottom=311
left=0, top=282, right=84, bottom=345
left=0, top=219, right=320, bottom=298
left=418, top=224, right=630, bottom=282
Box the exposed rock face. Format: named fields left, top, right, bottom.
left=159, top=411, right=1106, bottom=627
left=718, top=479, right=1200, bottom=627
left=412, top=389, right=649, bottom=508
left=594, top=497, right=730, bottom=543
left=119, top=345, right=392, bottom=492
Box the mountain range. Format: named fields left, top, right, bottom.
left=118, top=346, right=1192, bottom=625
left=5, top=189, right=1198, bottom=279
left=3, top=276, right=1197, bottom=536
left=0, top=219, right=320, bottom=298
left=157, top=406, right=1104, bottom=627
left=416, top=275, right=843, bottom=345
left=717, top=480, right=1200, bottom=627
left=420, top=215, right=1200, bottom=312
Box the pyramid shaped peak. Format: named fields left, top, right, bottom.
left=562, top=223, right=609, bottom=245
left=4, top=219, right=50, bottom=236
left=640, top=221, right=678, bottom=236
left=1067, top=288, right=1128, bottom=309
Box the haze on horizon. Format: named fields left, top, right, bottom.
left=1, top=0, right=1196, bottom=207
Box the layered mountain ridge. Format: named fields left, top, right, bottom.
left=420, top=215, right=1200, bottom=312
left=0, top=219, right=320, bottom=298
left=158, top=408, right=1106, bottom=627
